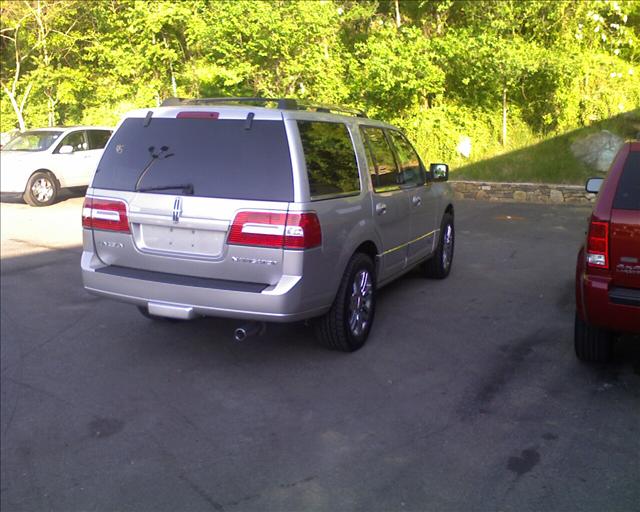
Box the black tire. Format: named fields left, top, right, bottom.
left=23, top=171, right=58, bottom=207
left=422, top=212, right=454, bottom=279
left=314, top=252, right=376, bottom=352
left=574, top=312, right=613, bottom=362
left=137, top=305, right=181, bottom=322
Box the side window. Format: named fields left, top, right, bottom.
left=87, top=130, right=112, bottom=150
left=613, top=151, right=640, bottom=210
left=298, top=120, right=360, bottom=199
left=57, top=131, right=87, bottom=153
left=387, top=130, right=424, bottom=187
left=363, top=135, right=378, bottom=188
left=361, top=127, right=399, bottom=192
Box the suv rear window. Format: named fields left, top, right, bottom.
left=92, top=118, right=293, bottom=201
left=613, top=151, right=640, bottom=210
left=297, top=121, right=359, bottom=199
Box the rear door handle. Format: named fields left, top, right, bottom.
left=376, top=203, right=387, bottom=215
left=412, top=196, right=422, bottom=206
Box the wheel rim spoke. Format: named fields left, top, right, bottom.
left=32, top=178, right=53, bottom=202
left=442, top=224, right=453, bottom=269
left=349, top=269, right=373, bottom=337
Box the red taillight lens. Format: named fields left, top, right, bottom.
left=586, top=219, right=609, bottom=268
left=228, top=211, right=321, bottom=250
left=82, top=196, right=130, bottom=233
left=284, top=213, right=322, bottom=249
left=228, top=211, right=288, bottom=248
left=82, top=196, right=93, bottom=229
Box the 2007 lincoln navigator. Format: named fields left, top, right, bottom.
left=81, top=97, right=455, bottom=351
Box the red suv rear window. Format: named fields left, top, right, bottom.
left=612, top=151, right=640, bottom=210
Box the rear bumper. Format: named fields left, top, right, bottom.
left=81, top=251, right=329, bottom=322
left=578, top=273, right=640, bottom=334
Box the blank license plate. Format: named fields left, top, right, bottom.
left=140, top=224, right=225, bottom=256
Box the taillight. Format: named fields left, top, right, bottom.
left=284, top=213, right=322, bottom=249
left=228, top=211, right=321, bottom=250
left=82, top=196, right=130, bottom=233
left=586, top=218, right=609, bottom=269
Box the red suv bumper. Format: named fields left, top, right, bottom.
left=576, top=250, right=640, bottom=334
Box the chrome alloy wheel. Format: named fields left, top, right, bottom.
left=442, top=223, right=454, bottom=270
left=348, top=269, right=373, bottom=337
left=31, top=178, right=54, bottom=203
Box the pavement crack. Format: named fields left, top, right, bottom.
left=178, top=473, right=225, bottom=511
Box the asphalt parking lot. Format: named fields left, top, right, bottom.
left=1, top=196, right=639, bottom=512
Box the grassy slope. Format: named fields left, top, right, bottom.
left=451, top=110, right=640, bottom=185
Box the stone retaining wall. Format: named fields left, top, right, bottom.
left=449, top=180, right=596, bottom=205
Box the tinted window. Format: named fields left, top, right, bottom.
left=361, top=127, right=399, bottom=192
left=87, top=130, right=112, bottom=150
left=92, top=118, right=293, bottom=201
left=363, top=136, right=378, bottom=188
left=387, top=130, right=424, bottom=187
left=57, top=131, right=87, bottom=152
left=298, top=121, right=359, bottom=199
left=613, top=151, right=640, bottom=210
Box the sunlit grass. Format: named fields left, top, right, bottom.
left=452, top=110, right=639, bottom=184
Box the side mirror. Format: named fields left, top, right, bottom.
left=585, top=177, right=603, bottom=194
left=430, top=163, right=449, bottom=182
left=58, top=145, right=74, bottom=154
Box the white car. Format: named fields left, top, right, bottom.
left=0, top=126, right=113, bottom=206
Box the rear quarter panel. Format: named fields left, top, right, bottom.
left=290, top=195, right=381, bottom=313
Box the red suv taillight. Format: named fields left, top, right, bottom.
left=586, top=217, right=609, bottom=269
left=228, top=211, right=321, bottom=250
left=82, top=196, right=130, bottom=233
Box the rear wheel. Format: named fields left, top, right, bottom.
left=574, top=312, right=613, bottom=362
left=422, top=212, right=454, bottom=279
left=23, top=171, right=58, bottom=207
left=314, top=252, right=376, bottom=352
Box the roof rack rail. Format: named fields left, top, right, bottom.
left=161, top=97, right=368, bottom=118
left=299, top=102, right=367, bottom=118
left=161, top=97, right=298, bottom=110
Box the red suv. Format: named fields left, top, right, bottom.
left=575, top=141, right=640, bottom=362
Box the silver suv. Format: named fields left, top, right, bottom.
left=81, top=98, right=454, bottom=351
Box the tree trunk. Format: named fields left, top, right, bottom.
left=48, top=97, right=55, bottom=127
left=502, top=87, right=507, bottom=147
left=394, top=0, right=401, bottom=28
left=1, top=83, right=27, bottom=131
left=169, top=61, right=178, bottom=97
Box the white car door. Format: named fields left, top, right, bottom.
left=50, top=130, right=90, bottom=187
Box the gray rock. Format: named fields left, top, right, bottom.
left=570, top=130, right=624, bottom=172
left=550, top=189, right=564, bottom=203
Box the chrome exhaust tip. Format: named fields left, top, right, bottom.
left=233, top=322, right=266, bottom=342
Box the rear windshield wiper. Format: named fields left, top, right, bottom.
left=137, top=183, right=194, bottom=195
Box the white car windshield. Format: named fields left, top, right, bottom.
left=2, top=130, right=63, bottom=152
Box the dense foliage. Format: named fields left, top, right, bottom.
left=1, top=0, right=639, bottom=170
